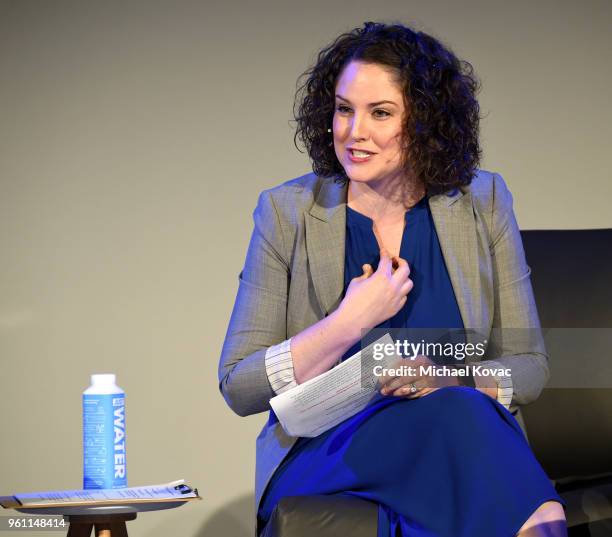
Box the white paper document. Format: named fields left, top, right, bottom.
left=12, top=480, right=198, bottom=507
left=270, top=333, right=401, bottom=437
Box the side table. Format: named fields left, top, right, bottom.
left=14, top=500, right=190, bottom=536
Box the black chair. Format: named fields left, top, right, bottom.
left=260, top=229, right=612, bottom=537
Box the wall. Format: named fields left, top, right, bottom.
left=1, top=1, right=610, bottom=535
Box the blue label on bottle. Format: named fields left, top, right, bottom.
left=83, top=393, right=127, bottom=489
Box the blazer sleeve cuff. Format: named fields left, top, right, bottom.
left=476, top=359, right=514, bottom=410
left=264, top=338, right=298, bottom=395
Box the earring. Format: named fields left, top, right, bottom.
left=327, top=128, right=332, bottom=133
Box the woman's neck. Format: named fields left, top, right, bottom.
left=347, top=174, right=425, bottom=226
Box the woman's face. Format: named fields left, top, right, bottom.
left=333, top=60, right=407, bottom=187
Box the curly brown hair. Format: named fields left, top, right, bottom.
left=293, top=21, right=482, bottom=195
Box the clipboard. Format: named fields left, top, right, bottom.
left=0, top=480, right=201, bottom=510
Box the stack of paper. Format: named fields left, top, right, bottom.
left=270, top=332, right=401, bottom=437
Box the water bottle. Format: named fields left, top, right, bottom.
left=82, top=374, right=127, bottom=489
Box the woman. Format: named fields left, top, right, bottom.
left=218, top=22, right=567, bottom=537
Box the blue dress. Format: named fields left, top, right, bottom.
left=257, top=196, right=564, bottom=536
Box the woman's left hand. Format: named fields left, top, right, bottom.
left=377, top=355, right=460, bottom=399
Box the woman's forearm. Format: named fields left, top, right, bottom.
left=291, top=306, right=364, bottom=384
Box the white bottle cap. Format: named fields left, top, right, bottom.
left=91, top=374, right=116, bottom=386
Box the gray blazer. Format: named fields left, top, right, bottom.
left=218, top=169, right=549, bottom=532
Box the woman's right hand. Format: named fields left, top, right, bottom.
left=338, top=248, right=413, bottom=331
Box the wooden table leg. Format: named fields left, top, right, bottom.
left=65, top=513, right=136, bottom=537
left=109, top=520, right=129, bottom=537
left=67, top=521, right=94, bottom=537
left=93, top=520, right=128, bottom=537
left=94, top=525, right=111, bottom=537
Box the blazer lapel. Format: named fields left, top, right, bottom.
left=305, top=177, right=348, bottom=316
left=428, top=189, right=487, bottom=342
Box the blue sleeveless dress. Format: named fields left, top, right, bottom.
left=257, top=196, right=564, bottom=537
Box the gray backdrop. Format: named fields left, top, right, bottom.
left=1, top=0, right=611, bottom=536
